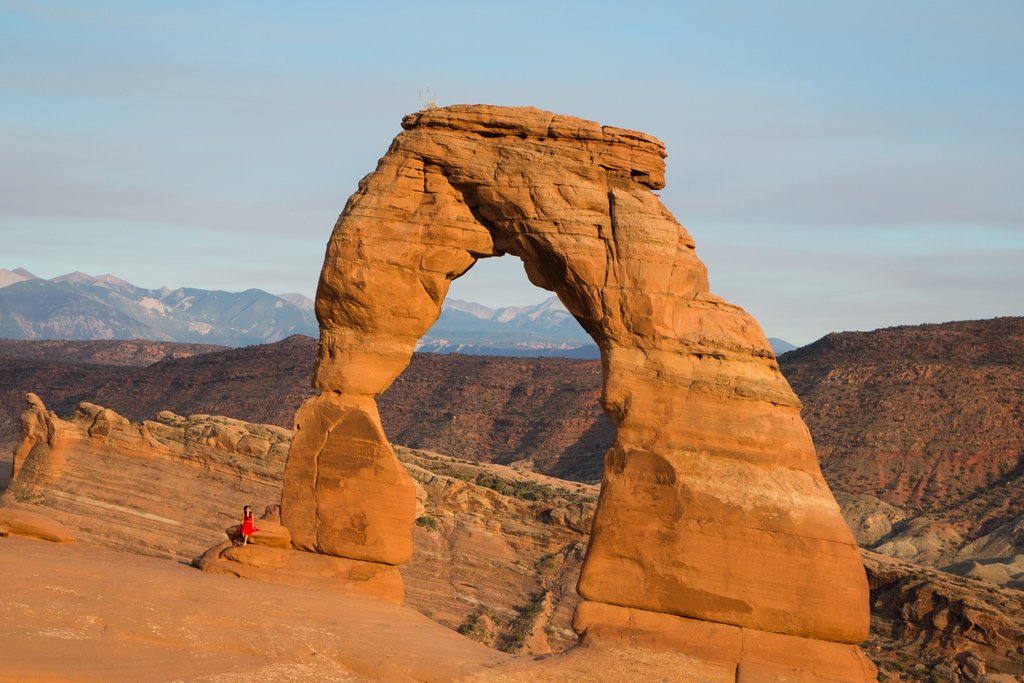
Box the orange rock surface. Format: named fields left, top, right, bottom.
left=195, top=538, right=406, bottom=604
left=282, top=393, right=416, bottom=564
left=0, top=505, right=75, bottom=543
left=3, top=394, right=289, bottom=561
left=282, top=104, right=872, bottom=676
left=7, top=399, right=1021, bottom=678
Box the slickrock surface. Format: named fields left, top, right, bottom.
left=5, top=536, right=831, bottom=683
left=292, top=103, right=870, bottom=674
left=4, top=401, right=1023, bottom=680
left=2, top=398, right=599, bottom=655
left=4, top=538, right=1018, bottom=683
left=0, top=505, right=75, bottom=542
left=0, top=536, right=509, bottom=683
left=194, top=535, right=408, bottom=605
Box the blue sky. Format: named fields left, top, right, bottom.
left=1, top=1, right=1021, bottom=344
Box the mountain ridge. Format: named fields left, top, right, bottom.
left=0, top=269, right=317, bottom=346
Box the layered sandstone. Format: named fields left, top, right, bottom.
left=284, top=104, right=872, bottom=676
left=3, top=393, right=289, bottom=561
left=2, top=397, right=598, bottom=654
left=6, top=400, right=1023, bottom=679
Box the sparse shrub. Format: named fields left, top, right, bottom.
left=415, top=515, right=439, bottom=531
left=15, top=490, right=46, bottom=505
left=473, top=472, right=559, bottom=502
left=458, top=610, right=498, bottom=646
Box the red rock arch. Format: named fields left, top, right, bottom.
left=281, top=105, right=875, bottom=679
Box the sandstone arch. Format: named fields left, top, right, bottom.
left=281, top=105, right=875, bottom=678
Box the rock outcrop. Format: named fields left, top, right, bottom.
left=864, top=550, right=1024, bottom=679
left=7, top=398, right=1023, bottom=678
left=3, top=394, right=289, bottom=561
left=3, top=397, right=597, bottom=654
left=282, top=104, right=872, bottom=677
left=193, top=518, right=405, bottom=604
left=11, top=392, right=67, bottom=482
left=0, top=506, right=75, bottom=543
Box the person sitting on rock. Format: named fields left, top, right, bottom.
left=239, top=505, right=259, bottom=545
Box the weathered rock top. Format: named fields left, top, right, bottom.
left=400, top=104, right=667, bottom=189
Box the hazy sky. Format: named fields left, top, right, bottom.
left=2, top=1, right=1021, bottom=344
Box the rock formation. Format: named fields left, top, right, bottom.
left=281, top=104, right=873, bottom=678
left=0, top=506, right=75, bottom=543
left=3, top=394, right=290, bottom=561
left=3, top=396, right=595, bottom=653
left=864, top=550, right=1024, bottom=678
left=7, top=398, right=1023, bottom=678
left=194, top=515, right=406, bottom=604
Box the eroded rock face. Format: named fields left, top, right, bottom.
left=282, top=393, right=416, bottom=564
left=11, top=392, right=68, bottom=483
left=282, top=104, right=871, bottom=674
left=3, top=394, right=290, bottom=561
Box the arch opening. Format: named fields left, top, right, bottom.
left=374, top=250, right=612, bottom=652
left=384, top=254, right=611, bottom=478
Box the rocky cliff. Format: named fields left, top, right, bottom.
left=780, top=317, right=1024, bottom=514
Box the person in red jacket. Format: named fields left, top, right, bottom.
left=240, top=505, right=259, bottom=545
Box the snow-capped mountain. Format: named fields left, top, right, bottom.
left=0, top=269, right=317, bottom=346
left=416, top=297, right=599, bottom=358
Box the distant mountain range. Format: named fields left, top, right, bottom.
left=417, top=298, right=599, bottom=358
left=418, top=298, right=795, bottom=357
left=0, top=268, right=317, bottom=346
left=0, top=268, right=795, bottom=354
